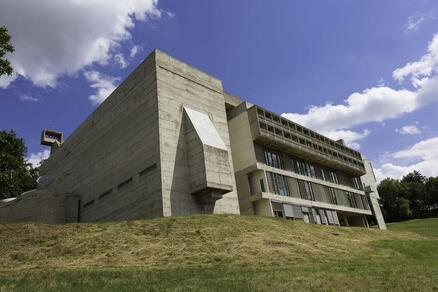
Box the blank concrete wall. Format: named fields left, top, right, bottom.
left=39, top=52, right=163, bottom=222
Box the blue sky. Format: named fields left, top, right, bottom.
left=1, top=0, right=438, bottom=180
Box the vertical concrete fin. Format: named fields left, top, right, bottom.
left=361, top=155, right=387, bottom=230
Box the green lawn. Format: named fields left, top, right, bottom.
left=386, top=217, right=438, bottom=238
left=0, top=216, right=437, bottom=291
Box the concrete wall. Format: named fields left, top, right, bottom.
left=0, top=190, right=75, bottom=224
left=362, top=156, right=386, bottom=229
left=154, top=50, right=240, bottom=216
left=39, top=52, right=163, bottom=221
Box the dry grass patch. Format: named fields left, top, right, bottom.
left=0, top=215, right=421, bottom=272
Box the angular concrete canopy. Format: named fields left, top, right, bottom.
left=183, top=107, right=227, bottom=150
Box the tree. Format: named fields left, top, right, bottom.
left=378, top=178, right=402, bottom=221
left=0, top=26, right=14, bottom=76
left=401, top=171, right=426, bottom=184
left=0, top=130, right=38, bottom=199
left=424, top=177, right=438, bottom=214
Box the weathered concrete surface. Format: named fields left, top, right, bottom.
left=0, top=190, right=78, bottom=224
left=38, top=51, right=163, bottom=222
left=155, top=50, right=240, bottom=216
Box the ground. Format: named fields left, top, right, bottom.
left=0, top=215, right=437, bottom=291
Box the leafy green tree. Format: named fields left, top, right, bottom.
left=396, top=197, right=412, bottom=219
left=0, top=26, right=14, bottom=76
left=401, top=170, right=426, bottom=184
left=425, top=177, right=438, bottom=211
left=0, top=130, right=38, bottom=199
left=378, top=171, right=438, bottom=221
left=378, top=178, right=402, bottom=221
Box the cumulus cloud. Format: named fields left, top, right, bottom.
left=0, top=0, right=164, bottom=88
left=282, top=86, right=417, bottom=133
left=282, top=33, right=438, bottom=148
left=320, top=129, right=370, bottom=150
left=396, top=125, right=421, bottom=135
left=84, top=71, right=119, bottom=106
left=27, top=149, right=50, bottom=168
left=374, top=137, right=438, bottom=181
left=393, top=33, right=438, bottom=83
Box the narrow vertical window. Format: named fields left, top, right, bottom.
left=264, top=147, right=283, bottom=169
left=260, top=178, right=265, bottom=192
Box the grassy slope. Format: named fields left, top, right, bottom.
left=0, top=215, right=437, bottom=291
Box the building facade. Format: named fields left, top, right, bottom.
left=0, top=50, right=386, bottom=229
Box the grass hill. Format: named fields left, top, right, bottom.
left=1, top=215, right=437, bottom=291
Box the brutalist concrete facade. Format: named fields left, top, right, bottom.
left=0, top=50, right=386, bottom=229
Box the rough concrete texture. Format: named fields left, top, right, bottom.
left=155, top=50, right=240, bottom=216
left=36, top=52, right=163, bottom=222
left=0, top=190, right=76, bottom=224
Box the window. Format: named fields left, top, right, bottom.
left=264, top=147, right=283, bottom=169
left=83, top=199, right=95, bottom=209
left=361, top=195, right=369, bottom=210
left=274, top=210, right=284, bottom=218
left=329, top=171, right=339, bottom=184
left=259, top=178, right=266, bottom=193
left=291, top=158, right=316, bottom=178
left=346, top=192, right=358, bottom=208
left=309, top=165, right=317, bottom=178
left=139, top=163, right=157, bottom=176
left=320, top=168, right=327, bottom=181
left=328, top=187, right=337, bottom=205
left=118, top=177, right=133, bottom=190
left=98, top=189, right=112, bottom=200
left=304, top=181, right=315, bottom=201
left=267, top=172, right=289, bottom=196
left=352, top=177, right=363, bottom=190
left=298, top=180, right=315, bottom=201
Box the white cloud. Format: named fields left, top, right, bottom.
left=393, top=33, right=438, bottom=83
left=0, top=72, right=17, bottom=89
left=84, top=71, right=119, bottom=106
left=282, top=86, right=417, bottom=133
left=405, top=15, right=425, bottom=33
left=27, top=149, right=50, bottom=168
left=114, top=53, right=128, bottom=68
left=282, top=33, right=438, bottom=148
left=19, top=94, right=38, bottom=102
left=319, top=129, right=370, bottom=150
left=130, top=45, right=141, bottom=58
left=374, top=137, right=438, bottom=181
left=396, top=125, right=421, bottom=135
left=0, top=0, right=164, bottom=88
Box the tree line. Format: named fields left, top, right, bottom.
left=0, top=131, right=38, bottom=200
left=378, top=171, right=438, bottom=222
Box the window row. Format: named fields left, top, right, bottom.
left=264, top=171, right=369, bottom=210
left=264, top=147, right=363, bottom=190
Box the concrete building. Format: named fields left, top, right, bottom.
left=0, top=50, right=386, bottom=229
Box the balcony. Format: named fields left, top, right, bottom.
left=247, top=106, right=366, bottom=176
